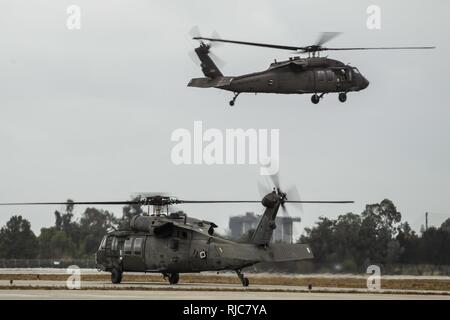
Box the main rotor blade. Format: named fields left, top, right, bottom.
left=193, top=37, right=303, bottom=51
left=322, top=46, right=435, bottom=51
left=193, top=36, right=435, bottom=53
left=0, top=199, right=354, bottom=206
left=181, top=200, right=354, bottom=204
left=179, top=200, right=260, bottom=204
left=285, top=200, right=354, bottom=204
left=0, top=201, right=139, bottom=206
left=315, top=32, right=342, bottom=46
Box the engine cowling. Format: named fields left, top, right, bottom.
left=130, top=215, right=152, bottom=232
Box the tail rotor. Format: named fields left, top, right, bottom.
left=259, top=172, right=304, bottom=216
left=188, top=26, right=226, bottom=68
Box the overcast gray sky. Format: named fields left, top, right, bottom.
left=0, top=0, right=449, bottom=238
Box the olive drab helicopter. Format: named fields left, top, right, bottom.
left=187, top=31, right=435, bottom=106
left=0, top=180, right=353, bottom=287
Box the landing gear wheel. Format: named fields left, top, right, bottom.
left=338, top=93, right=347, bottom=103
left=311, top=94, right=320, bottom=104
left=229, top=92, right=240, bottom=107
left=236, top=269, right=249, bottom=287
left=168, top=273, right=179, bottom=285
left=111, top=267, right=122, bottom=284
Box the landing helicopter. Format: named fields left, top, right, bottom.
left=0, top=182, right=353, bottom=287
left=188, top=32, right=435, bottom=106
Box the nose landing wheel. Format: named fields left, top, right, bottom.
left=338, top=93, right=347, bottom=103
left=164, top=272, right=180, bottom=285
left=111, top=267, right=123, bottom=284
left=311, top=94, right=320, bottom=104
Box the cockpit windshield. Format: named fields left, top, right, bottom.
left=353, top=67, right=360, bottom=74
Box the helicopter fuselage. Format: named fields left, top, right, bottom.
left=94, top=191, right=314, bottom=286
left=222, top=57, right=369, bottom=95
left=0, top=188, right=351, bottom=287
left=188, top=47, right=370, bottom=105
left=95, top=213, right=312, bottom=275
left=189, top=34, right=434, bottom=105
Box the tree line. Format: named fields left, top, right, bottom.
left=0, top=200, right=142, bottom=259
left=0, top=198, right=449, bottom=269
left=299, top=199, right=450, bottom=271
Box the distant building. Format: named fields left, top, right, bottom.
left=228, top=212, right=301, bottom=243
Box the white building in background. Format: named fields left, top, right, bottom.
left=228, top=212, right=301, bottom=243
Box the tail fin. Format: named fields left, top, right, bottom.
left=250, top=191, right=281, bottom=245
left=194, top=43, right=223, bottom=79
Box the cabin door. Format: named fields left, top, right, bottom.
left=122, top=236, right=146, bottom=271
left=166, top=229, right=191, bottom=271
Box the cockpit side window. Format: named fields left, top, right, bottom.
left=326, top=70, right=335, bottom=81
left=346, top=69, right=353, bottom=81
left=316, top=70, right=325, bottom=81
left=124, top=239, right=133, bottom=255
left=133, top=238, right=143, bottom=255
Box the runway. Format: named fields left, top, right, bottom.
left=0, top=288, right=448, bottom=300
left=0, top=279, right=448, bottom=300
left=1, top=270, right=449, bottom=300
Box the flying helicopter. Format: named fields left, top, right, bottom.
left=187, top=31, right=435, bottom=106
left=0, top=181, right=353, bottom=287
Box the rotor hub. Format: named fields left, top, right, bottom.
left=138, top=195, right=179, bottom=207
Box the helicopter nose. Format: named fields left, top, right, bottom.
left=361, top=76, right=370, bottom=90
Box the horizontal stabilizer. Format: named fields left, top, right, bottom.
left=187, top=76, right=233, bottom=88
left=187, top=77, right=219, bottom=88
left=264, top=243, right=313, bottom=262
